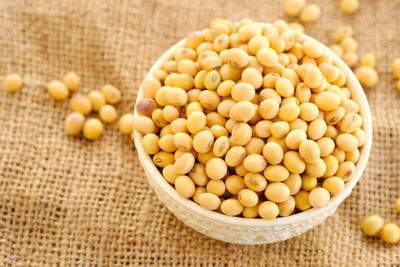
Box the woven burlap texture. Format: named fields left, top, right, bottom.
left=0, top=0, right=399, bottom=265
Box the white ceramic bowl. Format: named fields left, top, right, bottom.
left=134, top=24, right=372, bottom=245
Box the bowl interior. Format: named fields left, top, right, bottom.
left=134, top=24, right=373, bottom=227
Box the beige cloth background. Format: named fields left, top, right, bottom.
left=0, top=0, right=399, bottom=265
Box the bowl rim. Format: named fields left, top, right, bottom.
left=133, top=23, right=373, bottom=227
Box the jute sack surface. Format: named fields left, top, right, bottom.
left=0, top=0, right=399, bottom=265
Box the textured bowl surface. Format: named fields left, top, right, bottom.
left=134, top=24, right=373, bottom=245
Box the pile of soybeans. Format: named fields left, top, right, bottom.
left=133, top=19, right=365, bottom=219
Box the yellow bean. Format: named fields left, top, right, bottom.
left=263, top=165, right=289, bottom=182
left=225, top=175, right=246, bottom=195
left=220, top=199, right=243, bottom=216
left=175, top=175, right=195, bottom=198
left=283, top=151, right=306, bottom=174
left=284, top=173, right=302, bottom=195
left=294, top=190, right=311, bottom=211
left=258, top=201, right=279, bottom=219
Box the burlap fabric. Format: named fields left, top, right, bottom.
left=0, top=0, right=399, bottom=265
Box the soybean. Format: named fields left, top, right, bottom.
left=163, top=164, right=179, bottom=184
left=284, top=173, right=302, bottom=195
left=305, top=158, right=326, bottom=177
left=189, top=164, right=209, bottom=186
left=193, top=130, right=214, bottom=153
left=142, top=133, right=160, bottom=155
left=221, top=199, right=243, bottom=216
left=265, top=182, right=290, bottom=203
left=132, top=115, right=154, bottom=134
left=225, top=146, right=246, bottom=167
left=278, top=103, right=300, bottom=121
left=299, top=139, right=320, bottom=163
left=244, top=173, right=267, bottom=192
left=307, top=119, right=327, bottom=140
left=243, top=154, right=266, bottom=173
left=3, top=74, right=23, bottom=93
left=323, top=176, right=345, bottom=195
left=285, top=0, right=306, bottom=17
left=47, top=80, right=69, bottom=100
left=198, top=193, right=221, bottom=210
left=83, top=118, right=103, bottom=140
left=225, top=175, right=246, bottom=195
left=99, top=105, right=117, bottom=123
left=355, top=66, right=378, bottom=87
left=175, top=175, right=195, bottom=198
left=101, top=84, right=121, bottom=104
left=238, top=189, right=259, bottom=207
left=382, top=223, right=400, bottom=244
left=263, top=165, right=289, bottom=182
left=300, top=4, right=321, bottom=23
left=227, top=48, right=249, bottom=68
left=284, top=151, right=306, bottom=174
left=232, top=122, right=252, bottom=145
left=174, top=153, right=195, bottom=174
left=187, top=111, right=207, bottom=134
left=285, top=129, right=307, bottom=150
left=336, top=161, right=355, bottom=181
left=230, top=101, right=256, bottom=122
left=308, top=187, right=330, bottom=208
left=206, top=157, right=227, bottom=180
left=362, top=215, right=384, bottom=236
left=294, top=190, right=311, bottom=211
left=64, top=112, right=85, bottom=136
left=258, top=201, right=279, bottom=219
